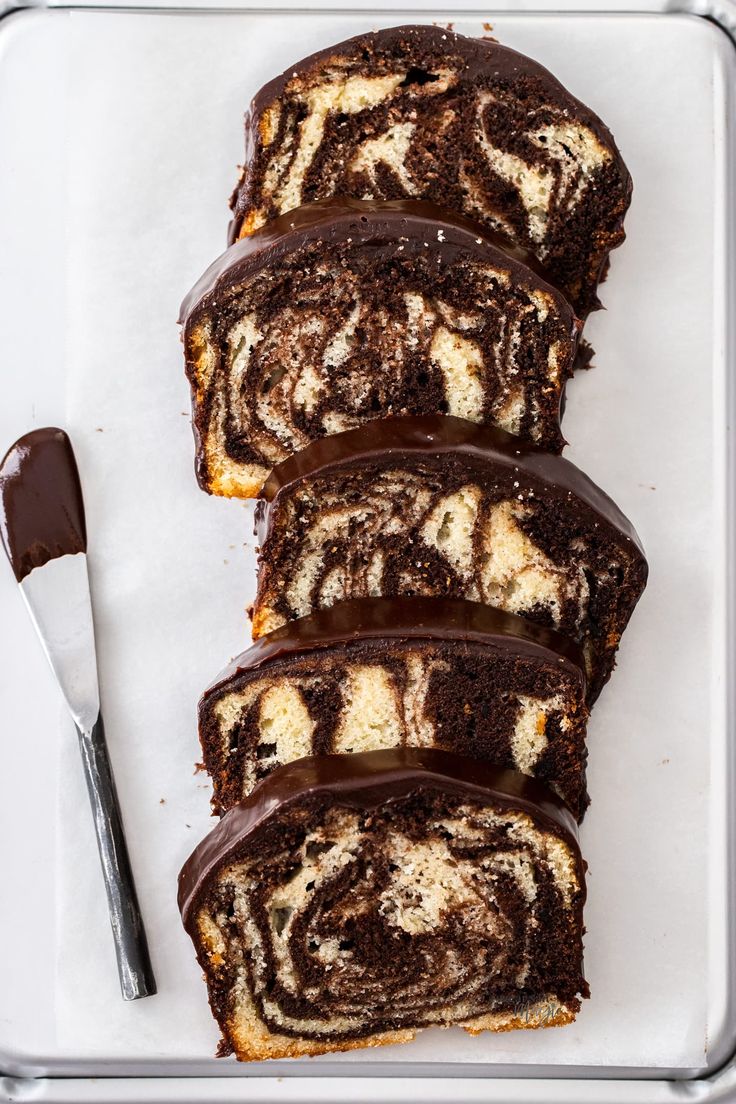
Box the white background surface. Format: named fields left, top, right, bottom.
left=0, top=6, right=733, bottom=1079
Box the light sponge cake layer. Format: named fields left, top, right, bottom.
left=181, top=199, right=580, bottom=498
left=178, top=748, right=589, bottom=1061
left=253, top=416, right=648, bottom=703
left=230, top=25, right=632, bottom=315
left=199, top=597, right=589, bottom=819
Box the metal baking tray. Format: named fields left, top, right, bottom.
left=1, top=1, right=735, bottom=1100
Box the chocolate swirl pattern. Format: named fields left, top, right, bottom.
left=230, top=25, right=632, bottom=315
left=175, top=22, right=645, bottom=1062
left=182, top=200, right=579, bottom=498
left=178, top=749, right=588, bottom=1061
left=199, top=598, right=589, bottom=819
left=253, top=417, right=648, bottom=702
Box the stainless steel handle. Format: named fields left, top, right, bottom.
left=77, top=715, right=156, bottom=1001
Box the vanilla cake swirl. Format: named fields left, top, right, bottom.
left=200, top=597, right=589, bottom=819
left=182, top=199, right=580, bottom=497
left=178, top=748, right=588, bottom=1061
left=252, top=416, right=648, bottom=702
left=230, top=25, right=632, bottom=315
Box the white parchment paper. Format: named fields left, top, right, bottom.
left=52, top=9, right=725, bottom=1070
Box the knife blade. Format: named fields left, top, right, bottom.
left=0, top=427, right=156, bottom=1001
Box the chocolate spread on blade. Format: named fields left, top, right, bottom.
left=0, top=428, right=87, bottom=582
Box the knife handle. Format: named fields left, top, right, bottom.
left=76, top=715, right=157, bottom=1000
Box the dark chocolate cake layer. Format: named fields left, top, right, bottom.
left=182, top=199, right=579, bottom=497
left=179, top=747, right=588, bottom=1061
left=229, top=25, right=632, bottom=315
left=200, top=597, right=589, bottom=819
left=253, top=416, right=648, bottom=702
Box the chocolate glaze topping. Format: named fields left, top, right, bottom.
left=183, top=198, right=578, bottom=327
left=256, top=414, right=646, bottom=556
left=230, top=25, right=631, bottom=248
left=178, top=747, right=583, bottom=933
left=0, top=428, right=87, bottom=582
left=203, top=596, right=586, bottom=699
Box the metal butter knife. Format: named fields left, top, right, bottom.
left=0, top=427, right=156, bottom=1001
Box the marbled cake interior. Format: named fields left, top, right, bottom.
left=254, top=454, right=647, bottom=701
left=201, top=637, right=589, bottom=819
left=231, top=26, right=631, bottom=314
left=186, top=223, right=576, bottom=498
left=191, top=788, right=586, bottom=1060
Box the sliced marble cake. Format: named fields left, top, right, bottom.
left=252, top=416, right=648, bottom=702
left=181, top=199, right=579, bottom=498
left=178, top=747, right=588, bottom=1061
left=199, top=597, right=589, bottom=819
left=229, top=24, right=632, bottom=315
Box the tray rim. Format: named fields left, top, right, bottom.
left=1, top=0, right=735, bottom=1098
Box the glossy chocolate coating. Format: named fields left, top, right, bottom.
left=178, top=746, right=584, bottom=933
left=182, top=197, right=578, bottom=327
left=0, top=428, right=87, bottom=582
left=203, top=595, right=586, bottom=700
left=230, top=24, right=631, bottom=254
left=256, top=414, right=646, bottom=556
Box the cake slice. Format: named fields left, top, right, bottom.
left=230, top=24, right=632, bottom=315
left=181, top=199, right=579, bottom=498
left=200, top=596, right=589, bottom=819
left=253, top=416, right=648, bottom=702
left=178, top=747, right=588, bottom=1061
